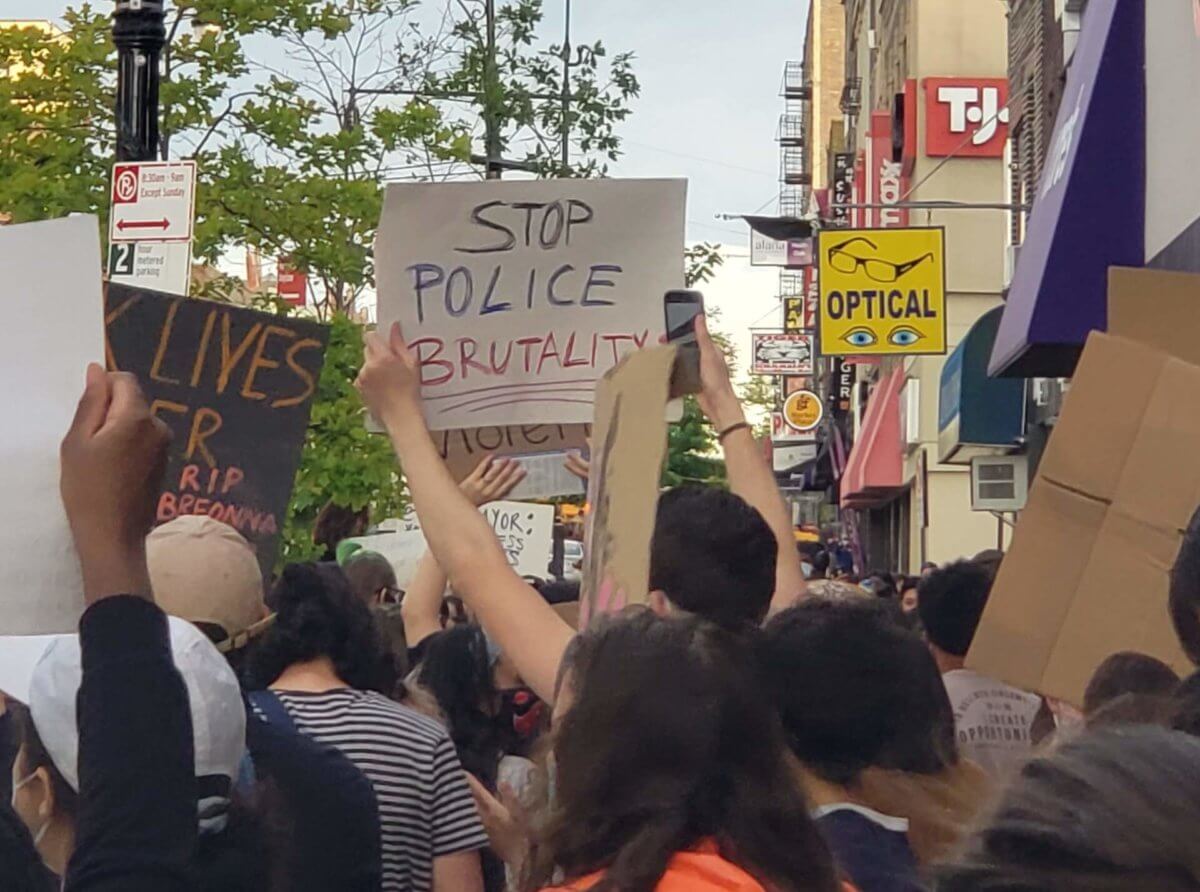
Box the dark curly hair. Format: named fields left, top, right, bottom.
left=416, top=625, right=510, bottom=787
left=246, top=563, right=391, bottom=693
left=523, top=611, right=839, bottom=892
left=917, top=559, right=995, bottom=657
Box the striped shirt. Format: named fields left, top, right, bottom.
left=274, top=689, right=487, bottom=892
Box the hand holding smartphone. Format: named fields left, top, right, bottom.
left=664, top=289, right=704, bottom=397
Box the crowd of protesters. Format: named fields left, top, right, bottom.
left=4, top=315, right=1200, bottom=891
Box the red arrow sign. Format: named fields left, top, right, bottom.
left=117, top=218, right=170, bottom=232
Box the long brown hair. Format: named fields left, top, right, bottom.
left=522, top=612, right=839, bottom=892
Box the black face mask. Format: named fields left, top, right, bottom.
left=497, top=686, right=546, bottom=741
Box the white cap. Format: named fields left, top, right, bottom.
left=0, top=617, right=246, bottom=795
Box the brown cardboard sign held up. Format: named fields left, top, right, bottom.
left=967, top=267, right=1200, bottom=705
left=580, top=344, right=676, bottom=626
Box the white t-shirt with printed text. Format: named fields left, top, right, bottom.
left=942, top=668, right=1044, bottom=778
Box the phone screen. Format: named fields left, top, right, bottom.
left=665, top=290, right=704, bottom=343
left=664, top=290, right=704, bottom=397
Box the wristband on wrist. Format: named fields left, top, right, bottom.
left=717, top=421, right=752, bottom=443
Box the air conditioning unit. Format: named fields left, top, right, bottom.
left=970, top=455, right=1029, bottom=512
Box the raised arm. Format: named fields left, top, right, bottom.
left=357, top=325, right=575, bottom=704
left=60, top=367, right=195, bottom=892
left=694, top=316, right=807, bottom=613
left=402, top=455, right=527, bottom=649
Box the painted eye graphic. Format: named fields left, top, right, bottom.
left=889, top=326, right=924, bottom=347
left=843, top=327, right=878, bottom=348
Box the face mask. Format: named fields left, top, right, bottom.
left=801, top=561, right=814, bottom=578
left=11, top=771, right=51, bottom=848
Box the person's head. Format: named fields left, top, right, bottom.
left=760, top=599, right=956, bottom=788
left=648, top=485, right=777, bottom=630
left=4, top=619, right=246, bottom=876
left=312, top=501, right=369, bottom=553
left=527, top=611, right=839, bottom=892
left=416, top=624, right=507, bottom=784
left=921, top=561, right=937, bottom=576
left=147, top=515, right=269, bottom=652
left=1083, top=651, right=1181, bottom=718
left=917, top=559, right=994, bottom=663
left=862, top=571, right=897, bottom=600
left=1170, top=505, right=1200, bottom=665
left=899, top=576, right=920, bottom=613
left=936, top=726, right=1200, bottom=892
left=341, top=550, right=400, bottom=607
left=247, top=562, right=390, bottom=693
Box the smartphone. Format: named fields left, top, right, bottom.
left=664, top=290, right=704, bottom=397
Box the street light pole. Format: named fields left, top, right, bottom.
left=113, top=0, right=166, bottom=162
left=483, top=0, right=502, bottom=179
left=560, top=0, right=571, bottom=174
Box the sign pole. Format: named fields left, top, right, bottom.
left=113, top=1, right=166, bottom=162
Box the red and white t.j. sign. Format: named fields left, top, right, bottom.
left=923, top=78, right=1010, bottom=158
left=110, top=160, right=197, bottom=242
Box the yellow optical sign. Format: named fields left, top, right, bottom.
left=817, top=227, right=947, bottom=356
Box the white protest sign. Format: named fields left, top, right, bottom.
left=376, top=178, right=686, bottom=430
left=504, top=451, right=586, bottom=501
left=350, top=500, right=556, bottom=587
left=0, top=216, right=105, bottom=634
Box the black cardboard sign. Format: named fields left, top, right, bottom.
left=105, top=284, right=329, bottom=575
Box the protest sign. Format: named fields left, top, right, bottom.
left=105, top=285, right=328, bottom=575
left=817, top=227, right=947, bottom=356
left=350, top=500, right=555, bottom=587
left=0, top=216, right=104, bottom=634
left=967, top=268, right=1200, bottom=704
left=435, top=423, right=590, bottom=481
left=375, top=178, right=686, bottom=430
left=580, top=345, right=677, bottom=624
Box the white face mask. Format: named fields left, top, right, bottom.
left=12, top=770, right=52, bottom=848
left=801, top=561, right=814, bottom=579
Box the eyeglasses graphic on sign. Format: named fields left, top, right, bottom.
left=827, top=236, right=934, bottom=284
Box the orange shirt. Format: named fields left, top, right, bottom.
left=541, top=845, right=859, bottom=892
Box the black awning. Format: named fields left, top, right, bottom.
left=742, top=215, right=814, bottom=241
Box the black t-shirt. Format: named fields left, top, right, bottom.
left=816, top=805, right=924, bottom=892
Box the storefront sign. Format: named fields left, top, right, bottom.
left=771, top=411, right=817, bottom=446
left=783, top=296, right=805, bottom=333
left=871, top=111, right=909, bottom=229
left=751, top=234, right=814, bottom=267
left=817, top=227, right=947, bottom=356
left=924, top=78, right=1010, bottom=158
left=832, top=153, right=855, bottom=228
left=783, top=389, right=823, bottom=433
left=752, top=332, right=814, bottom=376
left=828, top=357, right=854, bottom=420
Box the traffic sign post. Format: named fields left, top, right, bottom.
left=109, top=159, right=195, bottom=296
left=108, top=241, right=191, bottom=296
left=110, top=160, right=196, bottom=243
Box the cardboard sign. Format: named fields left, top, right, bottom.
left=435, top=423, right=590, bottom=481
left=105, top=285, right=329, bottom=575
left=375, top=178, right=686, bottom=430
left=752, top=333, right=814, bottom=376
left=0, top=217, right=105, bottom=634
left=580, top=345, right=676, bottom=624
left=817, top=227, right=947, bottom=356
left=351, top=500, right=555, bottom=587
left=967, top=267, right=1200, bottom=705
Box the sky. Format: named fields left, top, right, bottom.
left=0, top=0, right=808, bottom=372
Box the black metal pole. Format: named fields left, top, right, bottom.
left=483, top=0, right=501, bottom=179
left=113, top=0, right=165, bottom=162
left=560, top=0, right=570, bottom=175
